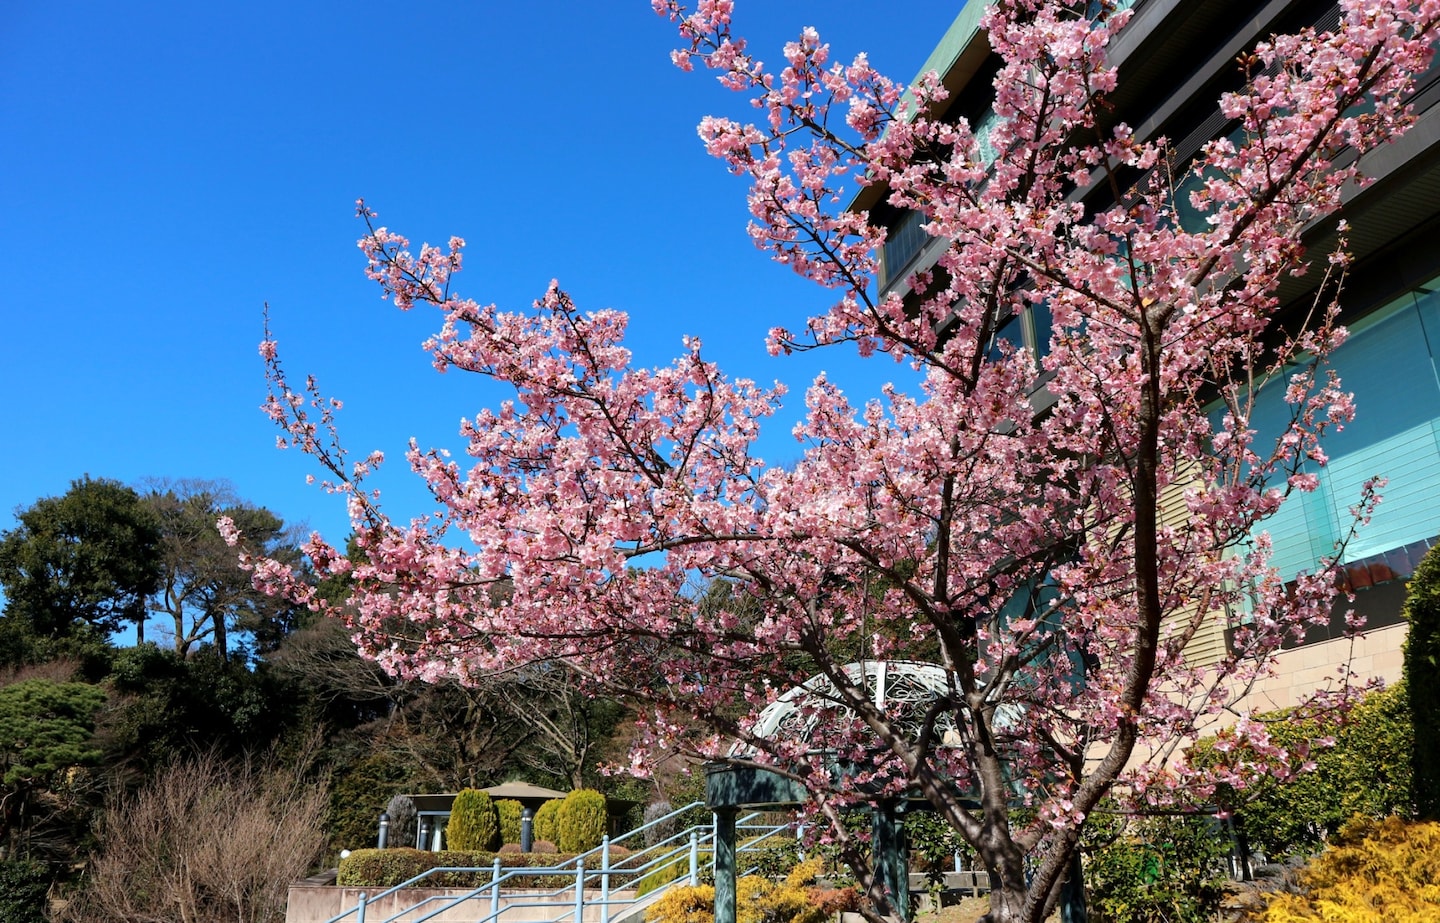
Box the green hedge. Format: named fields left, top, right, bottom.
left=1188, top=683, right=1413, bottom=859
left=339, top=847, right=635, bottom=889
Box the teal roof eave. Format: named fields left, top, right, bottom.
left=847, top=0, right=991, bottom=214
left=900, top=0, right=989, bottom=116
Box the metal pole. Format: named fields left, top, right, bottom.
left=600, top=835, right=611, bottom=923
left=574, top=859, right=586, bottom=923
left=491, top=857, right=503, bottom=923
left=356, top=892, right=367, bottom=923
left=688, top=831, right=699, bottom=885
left=713, top=810, right=737, bottom=923
left=377, top=811, right=391, bottom=849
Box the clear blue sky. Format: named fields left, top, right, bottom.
left=1, top=1, right=960, bottom=546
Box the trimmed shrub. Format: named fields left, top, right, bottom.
left=1081, top=810, right=1228, bottom=923
left=1405, top=541, right=1440, bottom=820
left=497, top=798, right=523, bottom=845
left=499, top=843, right=523, bottom=855
left=447, top=789, right=500, bottom=852
left=533, top=799, right=562, bottom=845
left=0, top=859, right=49, bottom=923
left=532, top=839, right=558, bottom=854
left=1257, top=816, right=1440, bottom=922
left=557, top=789, right=608, bottom=853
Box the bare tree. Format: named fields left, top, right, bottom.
left=66, top=750, right=327, bottom=923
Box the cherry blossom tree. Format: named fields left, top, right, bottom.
left=236, top=2, right=1440, bottom=921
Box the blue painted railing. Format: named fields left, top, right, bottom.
left=323, top=801, right=792, bottom=923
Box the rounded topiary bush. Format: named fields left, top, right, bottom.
left=533, top=799, right=562, bottom=845
left=497, top=798, right=523, bottom=845
left=446, top=788, right=499, bottom=852
left=532, top=839, right=558, bottom=854
left=557, top=788, right=608, bottom=853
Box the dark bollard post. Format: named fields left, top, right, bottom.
left=377, top=811, right=391, bottom=849
left=521, top=804, right=535, bottom=853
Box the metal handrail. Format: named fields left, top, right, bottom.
left=323, top=801, right=796, bottom=923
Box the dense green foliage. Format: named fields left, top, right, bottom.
left=0, top=477, right=161, bottom=661
left=1189, top=684, right=1413, bottom=859
left=0, top=480, right=767, bottom=898
left=0, top=678, right=106, bottom=858
left=447, top=788, right=500, bottom=852
left=1404, top=541, right=1440, bottom=820
left=0, top=680, right=106, bottom=788
left=497, top=798, right=523, bottom=845
left=1081, top=810, right=1228, bottom=923
left=141, top=480, right=303, bottom=658
left=557, top=788, right=608, bottom=853
left=1257, top=816, right=1440, bottom=922
left=0, top=858, right=50, bottom=923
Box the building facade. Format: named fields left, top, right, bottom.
left=859, top=0, right=1440, bottom=711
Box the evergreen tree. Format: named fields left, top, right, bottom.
left=1404, top=543, right=1440, bottom=820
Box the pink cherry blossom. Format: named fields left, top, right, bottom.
left=241, top=4, right=1440, bottom=922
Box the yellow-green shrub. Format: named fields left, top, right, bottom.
left=645, top=864, right=828, bottom=923
left=534, top=799, right=562, bottom=845
left=497, top=799, right=523, bottom=845
left=635, top=856, right=688, bottom=896
left=1257, top=816, right=1440, bottom=922
left=446, top=789, right=499, bottom=852
left=647, top=883, right=718, bottom=923
left=557, top=788, right=608, bottom=853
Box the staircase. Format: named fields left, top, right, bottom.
left=316, top=802, right=792, bottom=923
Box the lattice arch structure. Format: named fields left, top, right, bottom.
left=735, top=660, right=966, bottom=755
